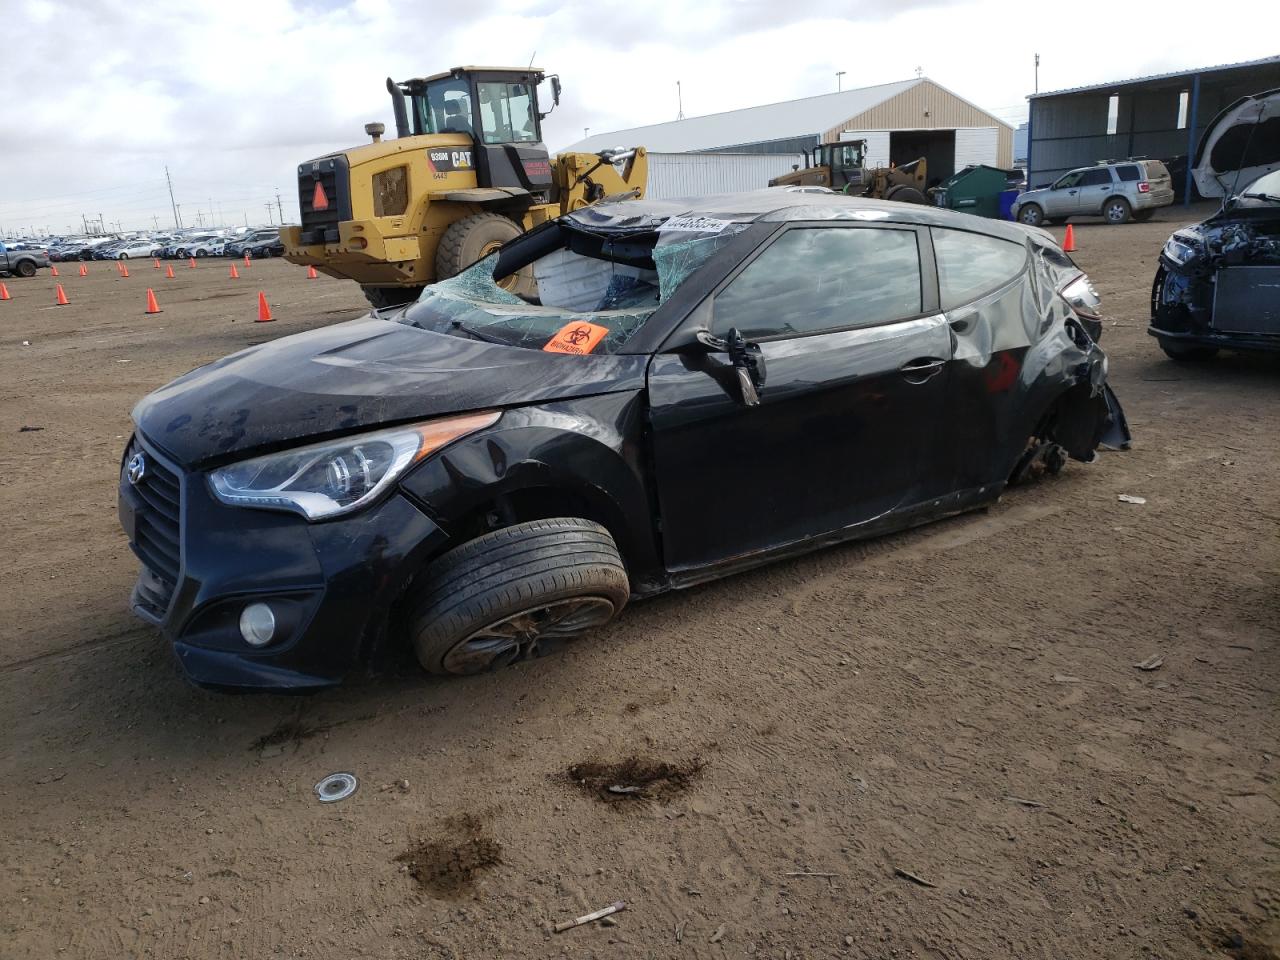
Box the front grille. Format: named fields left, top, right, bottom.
left=124, top=437, right=182, bottom=618
left=297, top=155, right=351, bottom=245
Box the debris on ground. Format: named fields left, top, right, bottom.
left=1051, top=674, right=1083, bottom=683
left=1117, top=494, right=1147, bottom=504
left=553, top=901, right=626, bottom=933
left=395, top=814, right=502, bottom=898
left=1134, top=655, right=1165, bottom=671
left=1003, top=796, right=1046, bottom=808
left=314, top=772, right=358, bottom=803
left=18, top=426, right=43, bottom=432
left=893, top=867, right=937, bottom=888
left=562, top=756, right=704, bottom=803
left=710, top=923, right=727, bottom=943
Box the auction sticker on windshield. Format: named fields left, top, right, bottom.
left=660, top=215, right=732, bottom=234
left=543, top=321, right=610, bottom=355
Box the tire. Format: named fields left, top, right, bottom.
left=1104, top=197, right=1132, bottom=224
left=1018, top=203, right=1045, bottom=227
left=195, top=249, right=207, bottom=258
left=16, top=260, right=37, bottom=278
left=408, top=518, right=630, bottom=676
left=1158, top=337, right=1218, bottom=362
left=118, top=253, right=129, bottom=260
left=1132, top=209, right=1155, bottom=222
left=885, top=185, right=927, bottom=204
left=435, top=212, right=536, bottom=298
left=362, top=285, right=425, bottom=310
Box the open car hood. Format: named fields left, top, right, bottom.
left=1193, top=87, right=1280, bottom=198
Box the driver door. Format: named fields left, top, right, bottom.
left=1043, top=172, right=1081, bottom=216
left=646, top=223, right=951, bottom=573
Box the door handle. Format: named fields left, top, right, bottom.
left=900, top=357, right=946, bottom=382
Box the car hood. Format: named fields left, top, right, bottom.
left=133, top=316, right=648, bottom=467
left=1193, top=87, right=1280, bottom=198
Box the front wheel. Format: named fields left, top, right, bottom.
left=16, top=261, right=37, bottom=278
left=1104, top=197, right=1132, bottom=224
left=118, top=253, right=129, bottom=260
left=1159, top=337, right=1218, bottom=362
left=408, top=518, right=630, bottom=676
left=1018, top=203, right=1045, bottom=226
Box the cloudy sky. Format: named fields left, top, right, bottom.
left=2, top=0, right=1273, bottom=235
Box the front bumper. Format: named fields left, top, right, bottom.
left=1148, top=324, right=1280, bottom=354
left=118, top=435, right=449, bottom=691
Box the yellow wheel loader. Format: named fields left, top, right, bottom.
left=768, top=141, right=929, bottom=204
left=280, top=67, right=647, bottom=308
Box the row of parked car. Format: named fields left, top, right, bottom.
left=42, top=229, right=284, bottom=263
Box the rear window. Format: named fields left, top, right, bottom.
left=1115, top=165, right=1141, bottom=182
left=1142, top=160, right=1171, bottom=181
left=932, top=228, right=1028, bottom=310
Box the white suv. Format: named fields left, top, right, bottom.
left=1013, top=160, right=1175, bottom=226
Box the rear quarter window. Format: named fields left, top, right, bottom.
left=932, top=228, right=1028, bottom=310
left=1116, top=165, right=1141, bottom=182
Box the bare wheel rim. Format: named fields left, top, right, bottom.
left=1107, top=202, right=1126, bottom=222
left=478, top=239, right=521, bottom=291
left=443, top=597, right=616, bottom=674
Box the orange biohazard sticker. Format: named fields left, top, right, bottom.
left=543, top=321, right=610, bottom=355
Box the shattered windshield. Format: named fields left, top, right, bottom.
left=397, top=223, right=745, bottom=354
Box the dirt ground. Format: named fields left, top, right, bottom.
left=2, top=211, right=1277, bottom=960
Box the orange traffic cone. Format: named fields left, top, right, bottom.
left=78, top=263, right=88, bottom=277
left=188, top=257, right=196, bottom=269
left=306, top=265, right=318, bottom=280
left=52, top=264, right=61, bottom=277
left=256, top=291, right=274, bottom=322
left=121, top=263, right=130, bottom=278
left=55, top=284, right=69, bottom=306
left=1063, top=224, right=1076, bottom=253
left=0, top=282, right=10, bottom=301
left=229, top=263, right=240, bottom=279
left=154, top=258, right=161, bottom=269
left=145, top=288, right=162, bottom=314
left=243, top=253, right=251, bottom=268
left=165, top=264, right=175, bottom=279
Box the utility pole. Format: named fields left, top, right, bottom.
left=1034, top=53, right=1040, bottom=94
left=175, top=204, right=183, bottom=231
left=82, top=214, right=88, bottom=234
left=275, top=188, right=285, bottom=225
left=265, top=203, right=274, bottom=225
left=677, top=81, right=685, bottom=120
left=152, top=215, right=160, bottom=230
left=165, top=165, right=181, bottom=230
left=836, top=71, right=846, bottom=92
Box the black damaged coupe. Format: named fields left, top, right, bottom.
left=119, top=190, right=1129, bottom=691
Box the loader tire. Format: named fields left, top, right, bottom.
left=435, top=212, right=536, bottom=299
left=362, top=285, right=424, bottom=311
left=885, top=185, right=927, bottom=204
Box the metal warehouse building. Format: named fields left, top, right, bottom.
left=565, top=78, right=1014, bottom=186
left=1027, top=55, right=1280, bottom=202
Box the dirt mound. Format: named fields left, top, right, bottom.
left=394, top=814, right=502, bottom=898
left=562, top=756, right=705, bottom=803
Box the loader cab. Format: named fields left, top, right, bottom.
left=398, top=66, right=561, bottom=197
left=816, top=142, right=865, bottom=190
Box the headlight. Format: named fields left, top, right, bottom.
left=1060, top=273, right=1101, bottom=319
left=208, top=411, right=500, bottom=520
left=1162, top=236, right=1198, bottom=265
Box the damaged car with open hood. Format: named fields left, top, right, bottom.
left=119, top=189, right=1129, bottom=691
left=1151, top=87, right=1280, bottom=359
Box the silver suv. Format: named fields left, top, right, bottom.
left=1013, top=159, right=1174, bottom=226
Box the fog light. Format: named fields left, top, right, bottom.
left=239, top=603, right=276, bottom=647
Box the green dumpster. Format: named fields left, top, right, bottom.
left=932, top=165, right=1014, bottom=219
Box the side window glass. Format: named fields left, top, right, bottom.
left=712, top=228, right=921, bottom=340
left=1080, top=169, right=1113, bottom=186
left=1116, top=165, right=1141, bottom=182
left=932, top=228, right=1028, bottom=310
left=1054, top=172, right=1080, bottom=189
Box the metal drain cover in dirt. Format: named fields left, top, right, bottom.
left=315, top=772, right=359, bottom=803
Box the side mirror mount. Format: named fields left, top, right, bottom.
left=691, top=328, right=766, bottom=406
